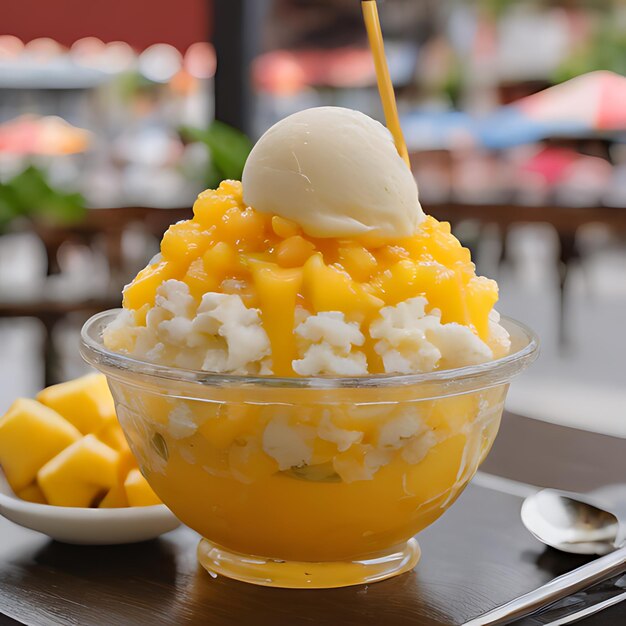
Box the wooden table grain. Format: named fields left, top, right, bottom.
left=0, top=413, right=624, bottom=626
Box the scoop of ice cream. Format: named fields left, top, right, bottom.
left=242, top=107, right=424, bottom=238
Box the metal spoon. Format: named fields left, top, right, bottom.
left=464, top=489, right=626, bottom=625
left=521, top=488, right=622, bottom=555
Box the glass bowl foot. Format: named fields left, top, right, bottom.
left=197, top=537, right=420, bottom=589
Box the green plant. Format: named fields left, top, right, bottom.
left=478, top=0, right=519, bottom=18
left=181, top=120, right=253, bottom=188
left=0, top=165, right=85, bottom=234
left=555, top=13, right=626, bottom=82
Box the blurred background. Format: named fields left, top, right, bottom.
left=1, top=0, right=624, bottom=436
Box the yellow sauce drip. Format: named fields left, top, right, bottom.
left=250, top=263, right=303, bottom=376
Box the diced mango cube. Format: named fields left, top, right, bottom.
left=374, top=259, right=419, bottom=305
left=413, top=263, right=470, bottom=327
left=95, top=419, right=130, bottom=453
left=37, top=434, right=120, bottom=507
left=97, top=441, right=137, bottom=508
left=275, top=236, right=316, bottom=268
left=217, top=179, right=244, bottom=199
left=17, top=483, right=47, bottom=504
left=37, top=374, right=115, bottom=435
left=338, top=245, right=378, bottom=281
left=423, top=219, right=472, bottom=267
left=122, top=260, right=180, bottom=310
left=183, top=257, right=219, bottom=301
left=99, top=482, right=129, bottom=508
left=96, top=418, right=137, bottom=479
left=271, top=215, right=300, bottom=238
left=193, top=181, right=243, bottom=227
left=218, top=207, right=267, bottom=248
left=124, top=469, right=161, bottom=507
left=118, top=448, right=138, bottom=481
left=193, top=195, right=236, bottom=227
left=373, top=244, right=411, bottom=269
left=0, top=398, right=81, bottom=492
left=202, top=241, right=237, bottom=275
left=161, top=220, right=214, bottom=263
left=303, top=254, right=383, bottom=320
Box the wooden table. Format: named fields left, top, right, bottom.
left=0, top=412, right=624, bottom=626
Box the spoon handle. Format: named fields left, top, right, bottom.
left=463, top=545, right=626, bottom=626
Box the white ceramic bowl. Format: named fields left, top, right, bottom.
left=0, top=470, right=180, bottom=545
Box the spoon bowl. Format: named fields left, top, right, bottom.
left=521, top=488, right=620, bottom=556
left=0, top=470, right=180, bottom=545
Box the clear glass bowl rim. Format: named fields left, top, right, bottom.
left=80, top=309, right=538, bottom=392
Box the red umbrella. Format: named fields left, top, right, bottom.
left=0, top=115, right=91, bottom=155
left=517, top=70, right=626, bottom=131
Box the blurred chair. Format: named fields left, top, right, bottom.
left=0, top=205, right=190, bottom=385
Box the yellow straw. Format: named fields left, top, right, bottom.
left=362, top=0, right=411, bottom=168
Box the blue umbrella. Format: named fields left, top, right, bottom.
left=402, top=107, right=589, bottom=151
left=473, top=106, right=589, bottom=149
left=401, top=110, right=479, bottom=151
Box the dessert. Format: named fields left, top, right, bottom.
left=0, top=374, right=161, bottom=508
left=82, top=106, right=536, bottom=587
left=107, top=107, right=509, bottom=377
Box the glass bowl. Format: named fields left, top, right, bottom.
left=81, top=311, right=537, bottom=588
